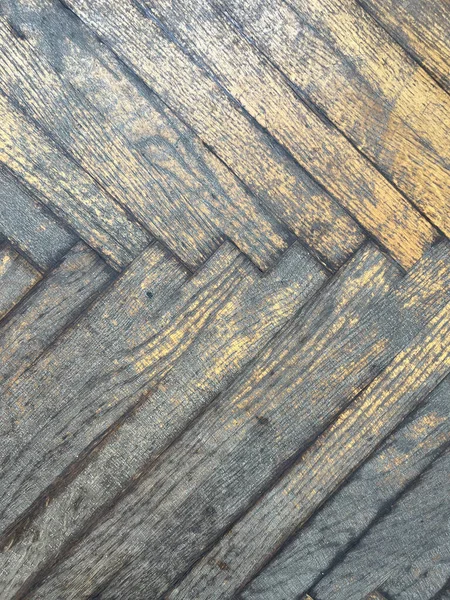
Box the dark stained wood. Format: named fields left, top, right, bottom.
left=22, top=242, right=450, bottom=599
left=0, top=243, right=42, bottom=321
left=1, top=0, right=294, bottom=272
left=0, top=168, right=76, bottom=271
left=0, top=242, right=326, bottom=597
left=0, top=242, right=114, bottom=391
left=240, top=374, right=450, bottom=600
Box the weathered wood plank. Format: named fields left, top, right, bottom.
left=13, top=241, right=429, bottom=598
left=0, top=168, right=76, bottom=271
left=26, top=241, right=450, bottom=599
left=241, top=374, right=450, bottom=600
left=0, top=242, right=326, bottom=597
left=212, top=0, right=450, bottom=245
left=312, top=445, right=450, bottom=600
left=168, top=300, right=450, bottom=599
left=0, top=241, right=189, bottom=536
left=0, top=90, right=149, bottom=271
left=0, top=243, right=41, bottom=321
left=61, top=0, right=367, bottom=270
left=358, top=0, right=450, bottom=92
left=0, top=242, right=114, bottom=391
left=1, top=0, right=294, bottom=271
left=0, top=16, right=223, bottom=270
left=132, top=0, right=436, bottom=269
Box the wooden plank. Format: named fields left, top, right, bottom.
left=131, top=0, right=436, bottom=269
left=0, top=168, right=76, bottom=271
left=166, top=299, right=450, bottom=599
left=358, top=0, right=450, bottom=92
left=240, top=374, right=450, bottom=600
left=61, top=0, right=367, bottom=271
left=0, top=241, right=188, bottom=535
left=312, top=446, right=450, bottom=600
left=15, top=242, right=443, bottom=598
left=26, top=241, right=450, bottom=600
left=0, top=242, right=327, bottom=597
left=0, top=243, right=41, bottom=321
left=0, top=241, right=325, bottom=551
left=212, top=0, right=450, bottom=245
left=0, top=242, right=114, bottom=391
left=0, top=16, right=222, bottom=270
left=0, top=0, right=294, bottom=272
left=0, top=91, right=149, bottom=271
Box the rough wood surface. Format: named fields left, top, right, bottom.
left=0, top=243, right=42, bottom=321
left=1, top=0, right=295, bottom=271
left=0, top=168, right=77, bottom=271
left=211, top=0, right=450, bottom=243
left=0, top=242, right=326, bottom=597
left=0, top=242, right=114, bottom=392
left=0, top=0, right=449, bottom=597
left=60, top=0, right=369, bottom=271
left=241, top=374, right=450, bottom=600
left=21, top=241, right=450, bottom=598
left=134, top=0, right=437, bottom=269
left=358, top=0, right=450, bottom=92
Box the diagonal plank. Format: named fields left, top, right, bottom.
left=133, top=0, right=437, bottom=269
left=167, top=301, right=450, bottom=599
left=0, top=242, right=114, bottom=391
left=22, top=242, right=450, bottom=599
left=0, top=17, right=222, bottom=269
left=358, top=0, right=450, bottom=92
left=60, top=0, right=368, bottom=271
left=0, top=168, right=76, bottom=272
left=0, top=91, right=150, bottom=271
left=240, top=374, right=450, bottom=600
left=1, top=0, right=294, bottom=272
left=312, top=446, right=450, bottom=600
left=0, top=241, right=325, bottom=549
left=0, top=241, right=189, bottom=536
left=0, top=242, right=326, bottom=597
left=0, top=243, right=41, bottom=321
left=212, top=0, right=450, bottom=243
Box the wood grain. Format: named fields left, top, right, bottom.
left=0, top=243, right=41, bottom=321
left=1, top=0, right=294, bottom=271
left=358, top=0, right=450, bottom=92
left=0, top=87, right=150, bottom=271
left=212, top=0, right=450, bottom=246
left=0, top=242, right=326, bottom=597
left=0, top=242, right=114, bottom=392
left=0, top=168, right=76, bottom=271
left=135, top=0, right=437, bottom=269
left=23, top=241, right=450, bottom=599
left=61, top=0, right=368, bottom=271
left=168, top=297, right=450, bottom=599
left=312, top=445, right=450, bottom=600
left=241, top=374, right=450, bottom=599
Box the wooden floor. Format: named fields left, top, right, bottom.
left=0, top=0, right=449, bottom=598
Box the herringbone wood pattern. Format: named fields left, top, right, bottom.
left=0, top=0, right=449, bottom=598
